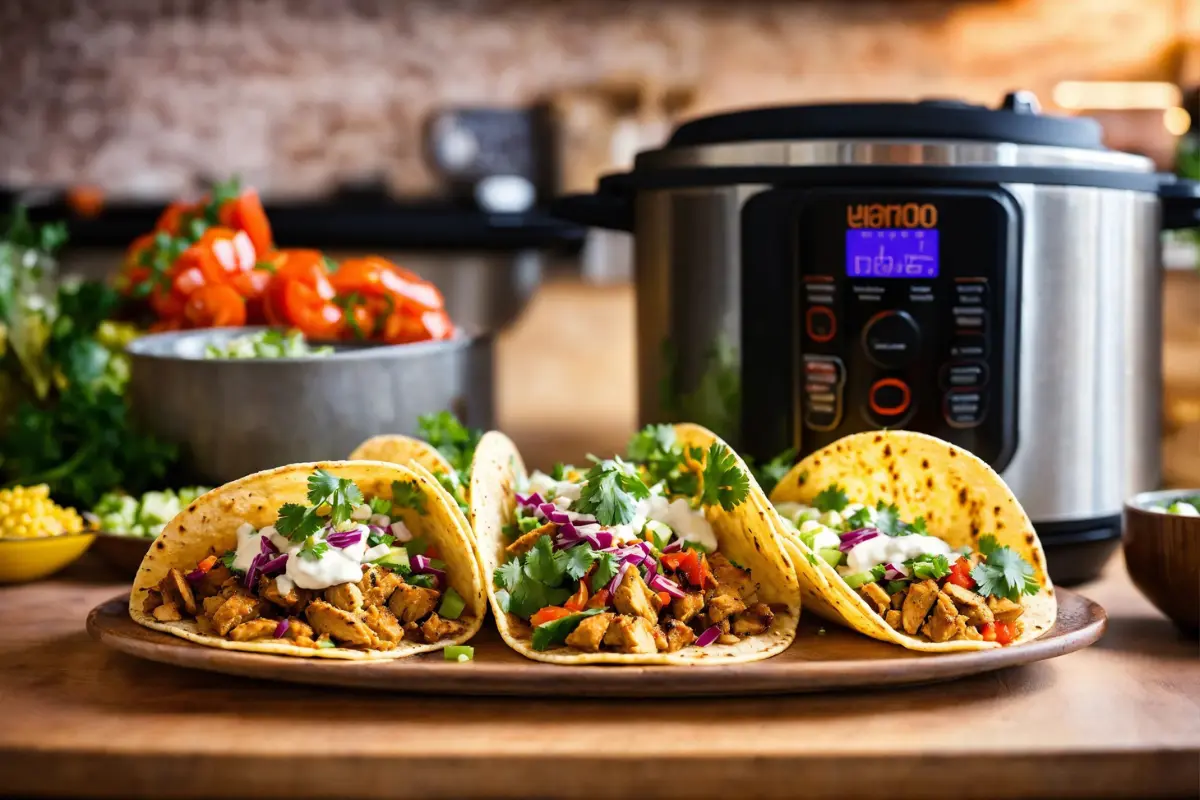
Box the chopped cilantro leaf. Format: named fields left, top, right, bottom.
left=844, top=507, right=872, bottom=530
left=523, top=535, right=567, bottom=587
left=550, top=462, right=567, bottom=481
left=494, top=588, right=511, bottom=612
left=626, top=424, right=677, bottom=463
left=368, top=496, right=392, bottom=516
left=417, top=411, right=482, bottom=476
left=869, top=564, right=888, bottom=582
left=907, top=553, right=951, bottom=580
left=391, top=479, right=427, bottom=515
left=407, top=573, right=437, bottom=589
left=531, top=608, right=604, bottom=651
left=700, top=441, right=750, bottom=511
left=219, top=549, right=240, bottom=572
left=298, top=537, right=329, bottom=561
left=747, top=447, right=797, bottom=496
left=366, top=530, right=394, bottom=548
left=977, top=534, right=1001, bottom=557
left=494, top=560, right=524, bottom=591
left=275, top=502, right=321, bottom=542
left=406, top=535, right=430, bottom=557
left=884, top=580, right=909, bottom=595
left=971, top=544, right=1040, bottom=602
left=908, top=516, right=929, bottom=535
left=508, top=579, right=572, bottom=620
left=433, top=472, right=468, bottom=513
left=813, top=484, right=850, bottom=513
left=805, top=551, right=818, bottom=566
left=576, top=458, right=651, bottom=526
left=589, top=552, right=619, bottom=592
left=563, top=544, right=597, bottom=580
left=874, top=502, right=907, bottom=536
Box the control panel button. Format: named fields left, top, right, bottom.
left=866, top=377, right=914, bottom=426
left=940, top=360, right=990, bottom=390
left=950, top=334, right=987, bottom=359
left=944, top=389, right=987, bottom=428
left=861, top=310, right=920, bottom=369
left=803, top=355, right=845, bottom=431
left=805, top=306, right=837, bottom=343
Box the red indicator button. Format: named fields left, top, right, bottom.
left=868, top=377, right=912, bottom=418
left=806, top=305, right=836, bottom=343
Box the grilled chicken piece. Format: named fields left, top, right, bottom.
left=731, top=602, right=775, bottom=636
left=228, top=619, right=279, bottom=641
left=142, top=589, right=163, bottom=614
left=420, top=613, right=466, bottom=643
left=884, top=609, right=903, bottom=630
left=358, top=566, right=403, bottom=608
left=613, top=568, right=658, bottom=623
left=708, top=553, right=752, bottom=598
left=159, top=568, right=197, bottom=615
left=201, top=595, right=225, bottom=618
left=152, top=602, right=182, bottom=622
left=921, top=592, right=960, bottom=643
left=901, top=579, right=940, bottom=634
left=211, top=594, right=267, bottom=636
left=284, top=617, right=316, bottom=647
left=363, top=605, right=404, bottom=649
left=858, top=582, right=891, bottom=616
left=954, top=615, right=983, bottom=641
left=943, top=583, right=994, bottom=626
left=890, top=591, right=906, bottom=610
left=324, top=582, right=365, bottom=613
left=506, top=523, right=557, bottom=556
left=602, top=615, right=658, bottom=654
left=193, top=564, right=234, bottom=600
left=986, top=595, right=1025, bottom=623
left=705, top=592, right=746, bottom=624
left=388, top=584, right=440, bottom=624
left=259, top=576, right=311, bottom=614
left=565, top=612, right=614, bottom=652
left=661, top=619, right=696, bottom=652
left=306, top=599, right=377, bottom=647
left=671, top=592, right=704, bottom=623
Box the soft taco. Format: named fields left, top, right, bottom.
left=130, top=460, right=486, bottom=659
left=348, top=411, right=481, bottom=514
left=469, top=423, right=801, bottom=664
left=767, top=431, right=1055, bottom=651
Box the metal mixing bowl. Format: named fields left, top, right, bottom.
left=126, top=327, right=493, bottom=484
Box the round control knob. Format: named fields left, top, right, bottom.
left=861, top=310, right=920, bottom=369
left=867, top=377, right=914, bottom=426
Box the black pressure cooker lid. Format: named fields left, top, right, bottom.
left=666, top=93, right=1106, bottom=150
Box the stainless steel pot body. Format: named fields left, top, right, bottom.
left=127, top=328, right=493, bottom=484
left=632, top=141, right=1164, bottom=525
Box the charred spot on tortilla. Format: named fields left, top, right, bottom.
left=1025, top=533, right=1035, bottom=545
left=873, top=434, right=883, bottom=443
left=883, top=444, right=892, bottom=458
left=926, top=477, right=934, bottom=489
left=957, top=488, right=968, bottom=506
left=156, top=541, right=165, bottom=549
left=921, top=458, right=930, bottom=470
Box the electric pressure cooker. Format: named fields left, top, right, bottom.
left=555, top=92, right=1200, bottom=584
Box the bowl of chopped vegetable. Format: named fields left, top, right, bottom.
left=0, top=485, right=95, bottom=584
left=1124, top=489, right=1200, bottom=635
left=125, top=326, right=492, bottom=485
left=87, top=487, right=210, bottom=575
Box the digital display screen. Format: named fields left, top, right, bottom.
left=845, top=229, right=939, bottom=278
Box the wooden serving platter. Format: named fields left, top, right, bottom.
left=88, top=589, right=1105, bottom=697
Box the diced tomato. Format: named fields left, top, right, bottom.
left=172, top=265, right=207, bottom=297
left=530, top=606, right=571, bottom=627
left=655, top=591, right=671, bottom=607
left=984, top=620, right=1016, bottom=645
left=280, top=280, right=341, bottom=338
left=229, top=268, right=273, bottom=323
left=149, top=283, right=186, bottom=320
left=425, top=546, right=440, bottom=560
left=184, top=284, right=247, bottom=328
left=564, top=579, right=589, bottom=612
left=332, top=256, right=445, bottom=312
left=586, top=588, right=610, bottom=609
left=195, top=555, right=218, bottom=574
left=946, top=558, right=977, bottom=590
left=219, top=189, right=273, bottom=255
left=659, top=550, right=713, bottom=590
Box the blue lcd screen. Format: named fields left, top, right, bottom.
left=845, top=229, right=939, bottom=278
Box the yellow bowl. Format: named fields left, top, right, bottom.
left=0, top=532, right=96, bottom=584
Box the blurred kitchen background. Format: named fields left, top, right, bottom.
left=2, top=0, right=1199, bottom=480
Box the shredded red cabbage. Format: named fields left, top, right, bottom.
left=274, top=618, right=290, bottom=639
left=410, top=554, right=446, bottom=589
left=260, top=554, right=289, bottom=576
left=661, top=537, right=685, bottom=553
left=647, top=572, right=685, bottom=599
left=244, top=553, right=265, bottom=588
left=259, top=535, right=279, bottom=555
left=326, top=529, right=362, bottom=549
left=881, top=562, right=909, bottom=581
left=554, top=524, right=614, bottom=552
left=838, top=528, right=880, bottom=552
left=184, top=567, right=206, bottom=583
left=695, top=625, right=721, bottom=647
left=515, top=492, right=544, bottom=508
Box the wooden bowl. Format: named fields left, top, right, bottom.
left=1123, top=490, right=1200, bottom=636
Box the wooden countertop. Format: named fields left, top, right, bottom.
left=0, top=554, right=1196, bottom=799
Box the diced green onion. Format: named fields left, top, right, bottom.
left=843, top=570, right=875, bottom=589
left=438, top=587, right=466, bottom=619
left=317, top=639, right=337, bottom=649
left=817, top=548, right=843, bottom=568
left=444, top=645, right=474, bottom=662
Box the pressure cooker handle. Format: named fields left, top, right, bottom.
left=550, top=191, right=633, bottom=232
left=1159, top=178, right=1200, bottom=230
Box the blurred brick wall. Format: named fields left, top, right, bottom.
left=0, top=0, right=1181, bottom=199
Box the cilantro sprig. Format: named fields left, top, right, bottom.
left=745, top=447, right=797, bottom=496
left=274, top=468, right=363, bottom=543
left=971, top=534, right=1040, bottom=602
left=624, top=424, right=700, bottom=497
left=700, top=441, right=750, bottom=511
left=391, top=479, right=427, bottom=516
left=576, top=458, right=651, bottom=527
left=492, top=535, right=576, bottom=619
left=874, top=502, right=927, bottom=538
left=418, top=411, right=482, bottom=478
